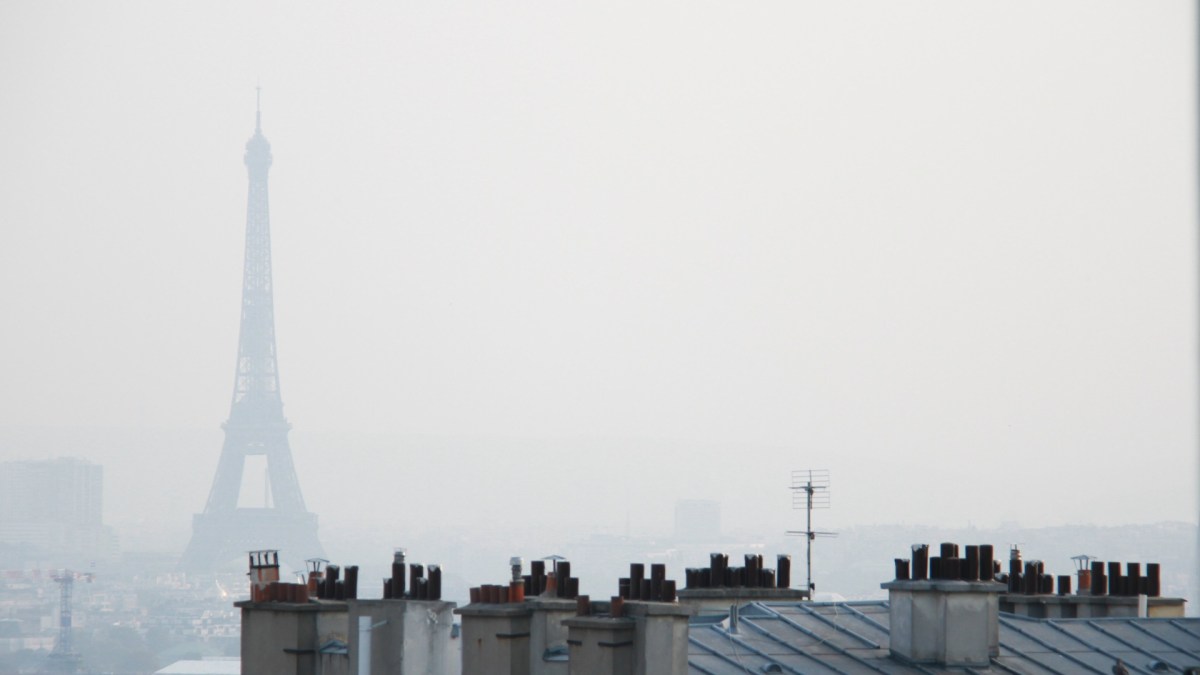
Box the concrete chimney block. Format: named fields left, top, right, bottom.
left=349, top=599, right=457, bottom=675
left=563, top=615, right=634, bottom=675
left=237, top=599, right=349, bottom=675
left=882, top=579, right=1004, bottom=668
left=527, top=598, right=576, bottom=675
left=456, top=603, right=534, bottom=675
left=623, top=601, right=696, bottom=675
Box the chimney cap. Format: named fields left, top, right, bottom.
left=1071, top=554, right=1098, bottom=571
left=249, top=550, right=280, bottom=567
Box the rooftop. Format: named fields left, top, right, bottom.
left=687, top=600, right=1200, bottom=674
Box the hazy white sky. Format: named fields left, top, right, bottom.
left=0, top=1, right=1196, bottom=542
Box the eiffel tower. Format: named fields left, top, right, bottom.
left=180, top=94, right=323, bottom=571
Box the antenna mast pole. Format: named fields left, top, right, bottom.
left=806, top=477, right=814, bottom=593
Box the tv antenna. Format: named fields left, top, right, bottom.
left=786, top=469, right=836, bottom=596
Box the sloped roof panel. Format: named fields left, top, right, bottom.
left=689, top=600, right=1200, bottom=675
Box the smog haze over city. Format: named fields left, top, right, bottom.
left=1, top=0, right=1197, bottom=609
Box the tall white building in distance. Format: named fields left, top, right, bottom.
left=0, top=457, right=116, bottom=563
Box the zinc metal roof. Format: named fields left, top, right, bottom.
left=688, top=601, right=1200, bottom=675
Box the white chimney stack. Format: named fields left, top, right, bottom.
left=882, top=578, right=1004, bottom=667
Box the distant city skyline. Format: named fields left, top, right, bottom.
left=0, top=2, right=1195, bottom=553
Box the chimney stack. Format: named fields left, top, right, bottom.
left=349, top=548, right=456, bottom=675
left=248, top=550, right=281, bottom=602
left=677, top=552, right=807, bottom=615
left=457, top=556, right=578, bottom=675
left=563, top=562, right=694, bottom=675
left=305, top=558, right=327, bottom=598
left=883, top=543, right=1004, bottom=667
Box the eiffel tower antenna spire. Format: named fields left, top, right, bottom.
left=180, top=96, right=323, bottom=571
left=255, top=84, right=262, bottom=133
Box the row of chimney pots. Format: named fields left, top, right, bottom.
left=249, top=550, right=793, bottom=606
left=892, top=543, right=1163, bottom=597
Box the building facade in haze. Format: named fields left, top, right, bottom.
left=0, top=457, right=116, bottom=562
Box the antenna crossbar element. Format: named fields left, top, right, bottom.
left=790, top=469, right=830, bottom=510
left=786, top=531, right=838, bottom=539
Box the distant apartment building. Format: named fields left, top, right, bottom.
left=0, top=458, right=116, bottom=562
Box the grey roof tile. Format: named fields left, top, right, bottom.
left=689, top=600, right=1200, bottom=675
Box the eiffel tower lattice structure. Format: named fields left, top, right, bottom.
left=180, top=95, right=324, bottom=571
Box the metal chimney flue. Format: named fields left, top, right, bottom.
left=911, top=545, right=929, bottom=580
left=1147, top=563, right=1161, bottom=597
left=978, top=545, right=994, bottom=582
left=428, top=565, right=442, bottom=600
left=531, top=560, right=545, bottom=595
left=630, top=563, right=645, bottom=599
left=324, top=564, right=340, bottom=599
left=964, top=546, right=979, bottom=582
left=344, top=566, right=359, bottom=599
left=777, top=554, right=792, bottom=587
left=390, top=548, right=408, bottom=599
